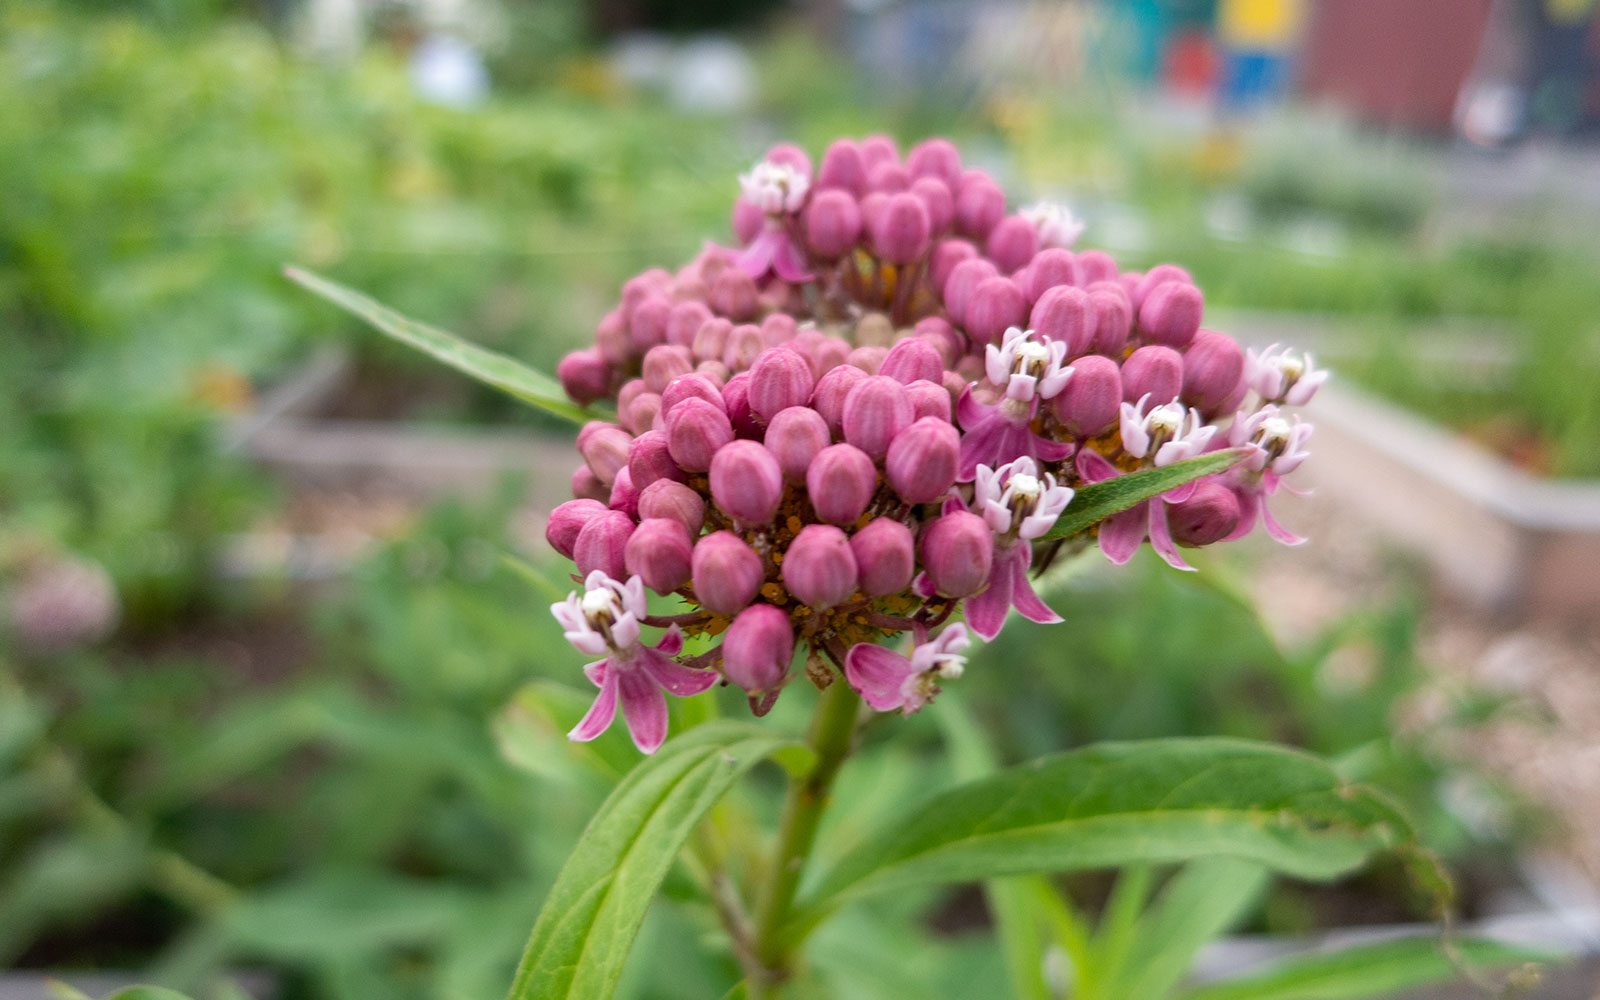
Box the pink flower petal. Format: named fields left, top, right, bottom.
left=1147, top=499, right=1195, bottom=571
left=771, top=233, right=816, bottom=283
left=963, top=557, right=1014, bottom=640
left=1261, top=501, right=1307, bottom=546
left=641, top=649, right=720, bottom=697
left=1076, top=447, right=1119, bottom=484
left=1096, top=503, right=1147, bottom=565
left=956, top=384, right=993, bottom=429
left=617, top=668, right=670, bottom=754
left=845, top=642, right=916, bottom=712
left=735, top=229, right=780, bottom=280
left=1008, top=546, right=1062, bottom=623
left=569, top=664, right=620, bottom=743
left=655, top=625, right=685, bottom=657
left=1224, top=488, right=1260, bottom=542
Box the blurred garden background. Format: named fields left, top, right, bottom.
left=3, top=0, right=1600, bottom=997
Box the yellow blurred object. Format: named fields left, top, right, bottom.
left=1194, top=131, right=1246, bottom=184
left=190, top=365, right=255, bottom=413
left=1217, top=0, right=1306, bottom=50
left=1544, top=0, right=1597, bottom=23
left=558, top=56, right=621, bottom=102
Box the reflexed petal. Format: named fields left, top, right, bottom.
left=654, top=624, right=685, bottom=657
left=569, top=666, right=620, bottom=743
left=735, top=229, right=780, bottom=279
left=617, top=668, right=670, bottom=754
left=1261, top=501, right=1307, bottom=546
left=1147, top=499, right=1195, bottom=571
left=1009, top=547, right=1062, bottom=623
left=1096, top=503, right=1147, bottom=565
left=958, top=415, right=1010, bottom=481
left=641, top=649, right=720, bottom=696
left=845, top=642, right=916, bottom=712
left=956, top=384, right=993, bottom=429
left=963, top=557, right=1014, bottom=640
left=771, top=234, right=816, bottom=283
left=1224, top=489, right=1261, bottom=542
left=582, top=659, right=609, bottom=686
left=1076, top=447, right=1119, bottom=484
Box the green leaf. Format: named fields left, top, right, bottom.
left=796, top=738, right=1411, bottom=931
left=1105, top=859, right=1269, bottom=999
left=1177, top=936, right=1548, bottom=1000
left=284, top=266, right=596, bottom=425
left=1041, top=449, right=1252, bottom=541
left=506, top=722, right=799, bottom=1000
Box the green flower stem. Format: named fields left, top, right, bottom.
left=749, top=677, right=862, bottom=994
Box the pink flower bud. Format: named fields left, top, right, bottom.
left=617, top=379, right=647, bottom=416
left=942, top=258, right=999, bottom=328
left=710, top=268, right=759, bottom=321
left=842, top=375, right=914, bottom=459
left=804, top=189, right=862, bottom=259
left=628, top=295, right=672, bottom=352
left=919, top=510, right=993, bottom=598
left=956, top=172, right=1005, bottom=240
left=812, top=364, right=868, bottom=436
left=880, top=337, right=944, bottom=385
left=765, top=405, right=831, bottom=482
left=622, top=269, right=671, bottom=315
left=621, top=391, right=662, bottom=435
left=572, top=464, right=608, bottom=502
left=930, top=238, right=978, bottom=291
left=1023, top=248, right=1080, bottom=301
left=595, top=308, right=631, bottom=365
left=765, top=142, right=812, bottom=178
left=860, top=133, right=899, bottom=171
left=1051, top=353, right=1121, bottom=437
left=625, top=517, right=694, bottom=594
left=815, top=336, right=851, bottom=375
left=732, top=196, right=764, bottom=243
left=1181, top=330, right=1246, bottom=416
left=643, top=344, right=694, bottom=393
left=638, top=478, right=705, bottom=536
left=941, top=369, right=967, bottom=402
left=910, top=176, right=954, bottom=232
left=628, top=429, right=686, bottom=490
left=869, top=161, right=912, bottom=193
left=846, top=345, right=887, bottom=375
left=782, top=524, right=859, bottom=609
left=885, top=416, right=959, bottom=503
left=747, top=348, right=818, bottom=423
left=907, top=137, right=963, bottom=188
left=692, top=316, right=733, bottom=364
left=722, top=372, right=763, bottom=438
left=806, top=443, right=878, bottom=525
left=666, top=300, right=713, bottom=348
left=696, top=359, right=730, bottom=385
left=665, top=397, right=734, bottom=472
left=573, top=509, right=634, bottom=580
left=721, top=603, right=794, bottom=694
left=904, top=378, right=953, bottom=423
left=963, top=276, right=1027, bottom=345
left=692, top=531, right=764, bottom=615
left=660, top=372, right=724, bottom=418
left=1076, top=250, right=1118, bottom=284
left=1087, top=286, right=1132, bottom=355
left=851, top=517, right=916, bottom=596
left=761, top=312, right=799, bottom=347
left=609, top=466, right=640, bottom=518
left=1138, top=280, right=1203, bottom=349
left=710, top=439, right=784, bottom=526
left=914, top=316, right=965, bottom=367
left=871, top=192, right=932, bottom=265
left=557, top=349, right=609, bottom=406
left=985, top=215, right=1039, bottom=274
left=1121, top=345, right=1185, bottom=404
left=817, top=139, right=867, bottom=195
left=723, top=323, right=765, bottom=372
left=859, top=191, right=887, bottom=233
left=579, top=422, right=632, bottom=485
left=672, top=276, right=708, bottom=303
left=1135, top=263, right=1193, bottom=307
left=1167, top=481, right=1241, bottom=547
left=545, top=498, right=608, bottom=559
left=1029, top=285, right=1096, bottom=357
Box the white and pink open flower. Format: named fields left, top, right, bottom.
left=1020, top=201, right=1085, bottom=250
left=958, top=327, right=1074, bottom=480
left=844, top=624, right=971, bottom=715
left=963, top=457, right=1072, bottom=640
left=1246, top=344, right=1328, bottom=407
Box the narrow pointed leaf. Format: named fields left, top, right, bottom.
left=1106, top=858, right=1269, bottom=999
left=284, top=266, right=595, bottom=425
left=506, top=722, right=798, bottom=1000
left=1041, top=449, right=1252, bottom=541
left=796, top=739, right=1413, bottom=932
left=1178, top=936, right=1549, bottom=1000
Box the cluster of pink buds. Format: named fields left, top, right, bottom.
left=550, top=135, right=1325, bottom=752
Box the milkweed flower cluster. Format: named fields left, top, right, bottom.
left=549, top=136, right=1325, bottom=751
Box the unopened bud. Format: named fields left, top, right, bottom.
left=919, top=510, right=993, bottom=598
left=545, top=499, right=607, bottom=559
left=628, top=429, right=686, bottom=490
left=782, top=524, right=859, bottom=609
left=904, top=379, right=952, bottom=423
left=817, top=138, right=868, bottom=195
left=722, top=603, right=795, bottom=695
left=880, top=337, right=944, bottom=385
left=765, top=406, right=831, bottom=482
left=955, top=172, right=1005, bottom=240
left=850, top=517, right=916, bottom=596
left=642, top=344, right=694, bottom=394
left=812, top=364, right=868, bottom=436
left=666, top=300, right=713, bottom=348
left=660, top=372, right=724, bottom=418
left=885, top=416, right=959, bottom=503
left=963, top=276, right=1027, bottom=345
left=558, top=349, right=609, bottom=406
left=910, top=176, right=954, bottom=233
left=638, top=478, right=705, bottom=536
left=692, top=316, right=733, bottom=365
left=747, top=348, right=818, bottom=423
left=1029, top=285, right=1096, bottom=357
left=1086, top=285, right=1132, bottom=355
left=942, top=257, right=998, bottom=324
left=665, top=397, right=734, bottom=473
left=930, top=238, right=978, bottom=291
left=572, top=509, right=635, bottom=580
left=1051, top=353, right=1121, bottom=437
left=1121, top=345, right=1184, bottom=405
left=806, top=443, right=878, bottom=525
left=805, top=189, right=862, bottom=259
left=710, top=439, right=784, bottom=526
left=842, top=375, right=914, bottom=459
left=871, top=192, right=932, bottom=264
left=907, top=137, right=964, bottom=188
left=710, top=267, right=759, bottom=321
left=625, top=517, right=694, bottom=594
left=1181, top=330, right=1246, bottom=416
left=1138, top=280, right=1203, bottom=349
left=723, top=323, right=765, bottom=372
left=1022, top=248, right=1080, bottom=302
left=1167, top=481, right=1241, bottom=547
left=579, top=422, right=632, bottom=485
left=985, top=215, right=1040, bottom=274
left=691, top=531, right=764, bottom=615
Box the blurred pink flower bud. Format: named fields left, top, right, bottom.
left=815, top=336, right=851, bottom=374
left=557, top=349, right=609, bottom=406
left=596, top=308, right=631, bottom=365
left=963, top=276, right=1027, bottom=345
left=572, top=464, right=608, bottom=502
left=723, top=323, right=765, bottom=372
left=1022, top=248, right=1080, bottom=301
left=842, top=375, right=914, bottom=459
left=622, top=269, right=671, bottom=315
left=919, top=510, right=993, bottom=598
left=628, top=429, right=686, bottom=491
left=886, top=416, right=959, bottom=503
left=621, top=391, right=663, bottom=435
left=880, top=337, right=944, bottom=385
left=692, top=531, right=764, bottom=615
left=1051, top=353, right=1122, bottom=437
left=907, top=137, right=963, bottom=188
left=860, top=133, right=899, bottom=170
left=710, top=439, right=784, bottom=526
left=721, top=603, right=794, bottom=698
left=692, top=316, right=733, bottom=364
left=804, top=189, right=862, bottom=259
left=955, top=172, right=1005, bottom=240
left=905, top=378, right=953, bottom=422
left=625, top=517, right=694, bottom=594
left=765, top=405, right=831, bottom=482
left=812, top=364, right=868, bottom=436
left=579, top=422, right=632, bottom=485
left=1076, top=250, right=1118, bottom=284
left=765, top=142, right=812, bottom=178
left=913, top=316, right=963, bottom=367
left=697, top=359, right=730, bottom=385
left=573, top=509, right=635, bottom=579
left=1135, top=263, right=1193, bottom=307
left=732, top=196, right=764, bottom=244
left=665, top=397, right=734, bottom=472
left=747, top=348, right=818, bottom=423
left=817, top=138, right=867, bottom=195
left=609, top=466, right=640, bottom=518
left=545, top=499, right=608, bottom=559
left=869, top=161, right=912, bottom=193
left=671, top=276, right=709, bottom=303
left=6, top=557, right=119, bottom=652
left=846, top=345, right=887, bottom=375
left=871, top=192, right=932, bottom=264
left=1167, top=481, right=1241, bottom=547
left=1182, top=330, right=1246, bottom=416
left=721, top=372, right=762, bottom=438
left=783, top=524, right=859, bottom=609
left=910, top=176, right=954, bottom=233
left=941, top=257, right=999, bottom=328
left=638, top=478, right=705, bottom=535
left=1029, top=285, right=1096, bottom=357
left=642, top=344, right=693, bottom=394
left=850, top=517, right=916, bottom=596
left=1121, top=345, right=1185, bottom=405
left=806, top=443, right=878, bottom=525
left=710, top=267, right=759, bottom=321
left=1138, top=280, right=1203, bottom=349
left=930, top=238, right=978, bottom=291
left=985, top=215, right=1039, bottom=274
left=1086, top=285, right=1132, bottom=355
left=629, top=295, right=672, bottom=352
left=761, top=312, right=798, bottom=348
left=660, top=372, right=724, bottom=418
left=666, top=300, right=713, bottom=348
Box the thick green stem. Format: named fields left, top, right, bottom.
left=749, top=678, right=862, bottom=994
